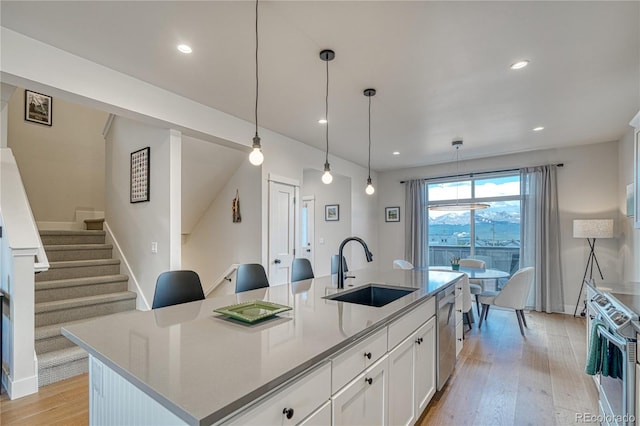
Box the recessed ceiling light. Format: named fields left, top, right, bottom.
left=510, top=60, right=529, bottom=70
left=533, top=126, right=545, bottom=132
left=177, top=44, right=192, bottom=54
left=318, top=118, right=327, bottom=124
left=393, top=151, right=400, bottom=156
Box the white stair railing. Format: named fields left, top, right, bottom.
left=1, top=148, right=49, bottom=399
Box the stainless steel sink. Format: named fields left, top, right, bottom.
left=324, top=284, right=417, bottom=307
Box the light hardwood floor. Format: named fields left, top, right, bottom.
left=1, top=310, right=596, bottom=426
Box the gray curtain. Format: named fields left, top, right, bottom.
left=520, top=165, right=564, bottom=313
left=405, top=179, right=428, bottom=268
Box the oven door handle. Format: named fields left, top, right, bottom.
left=596, top=325, right=628, bottom=351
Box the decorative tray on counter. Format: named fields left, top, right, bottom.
left=213, top=300, right=292, bottom=323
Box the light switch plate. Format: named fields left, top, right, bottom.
left=151, top=242, right=158, bottom=253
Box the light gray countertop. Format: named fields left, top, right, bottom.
left=62, top=268, right=461, bottom=425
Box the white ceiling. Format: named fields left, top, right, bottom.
left=2, top=1, right=639, bottom=171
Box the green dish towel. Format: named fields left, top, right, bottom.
left=585, top=319, right=607, bottom=376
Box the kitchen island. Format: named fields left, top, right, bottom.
left=62, top=268, right=462, bottom=425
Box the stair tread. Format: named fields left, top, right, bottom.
left=36, top=274, right=129, bottom=289
left=36, top=318, right=93, bottom=340
left=38, top=346, right=87, bottom=369
left=46, top=258, right=120, bottom=268
left=39, top=230, right=106, bottom=236
left=44, top=243, right=113, bottom=251
left=36, top=291, right=137, bottom=313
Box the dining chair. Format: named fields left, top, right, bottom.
left=291, top=258, right=314, bottom=282
left=459, top=258, right=486, bottom=315
left=235, top=263, right=270, bottom=293
left=152, top=270, right=205, bottom=309
left=477, top=267, right=535, bottom=336
left=393, top=259, right=414, bottom=270
left=331, top=255, right=349, bottom=274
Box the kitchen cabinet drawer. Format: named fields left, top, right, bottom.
left=388, top=297, right=436, bottom=350
left=332, top=327, right=387, bottom=393
left=226, top=362, right=331, bottom=425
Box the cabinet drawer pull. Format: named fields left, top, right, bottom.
left=364, top=352, right=372, bottom=359
left=282, top=408, right=294, bottom=420
left=365, top=377, right=373, bottom=385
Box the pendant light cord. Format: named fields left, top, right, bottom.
left=368, top=95, right=372, bottom=179
left=254, top=0, right=259, bottom=136
left=325, top=58, right=329, bottom=164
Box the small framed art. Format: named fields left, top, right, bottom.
left=325, top=204, right=339, bottom=221
left=25, top=90, right=52, bottom=126
left=130, top=147, right=150, bottom=203
left=385, top=206, right=400, bottom=222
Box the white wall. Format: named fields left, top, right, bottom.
left=377, top=141, right=620, bottom=313
left=182, top=157, right=262, bottom=294
left=302, top=169, right=353, bottom=277
left=7, top=89, right=107, bottom=223
left=619, top=125, right=640, bottom=283
left=105, top=117, right=179, bottom=308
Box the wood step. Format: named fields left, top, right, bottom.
left=39, top=230, right=106, bottom=245
left=35, top=291, right=137, bottom=327
left=35, top=259, right=120, bottom=282
left=35, top=274, right=129, bottom=303
left=43, top=243, right=114, bottom=262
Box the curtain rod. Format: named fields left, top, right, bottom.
left=400, top=163, right=564, bottom=184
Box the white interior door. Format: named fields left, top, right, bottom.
left=269, top=180, right=296, bottom=285
left=301, top=197, right=315, bottom=270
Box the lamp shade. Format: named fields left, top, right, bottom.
left=573, top=219, right=614, bottom=239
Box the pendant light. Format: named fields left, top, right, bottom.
left=364, top=88, right=376, bottom=195
left=320, top=49, right=335, bottom=184
left=429, top=140, right=490, bottom=211
left=249, top=0, right=264, bottom=166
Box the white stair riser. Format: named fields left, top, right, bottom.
left=36, top=299, right=136, bottom=327
left=36, top=280, right=128, bottom=303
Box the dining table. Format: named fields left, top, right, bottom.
left=426, top=266, right=511, bottom=291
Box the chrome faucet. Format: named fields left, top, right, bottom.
left=337, top=237, right=373, bottom=289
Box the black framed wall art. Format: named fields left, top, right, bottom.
left=25, top=90, right=52, bottom=126
left=130, top=147, right=150, bottom=203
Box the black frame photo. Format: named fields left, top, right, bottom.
left=325, top=204, right=339, bottom=221
left=25, top=90, right=52, bottom=126
left=385, top=206, right=400, bottom=222
left=130, top=147, right=150, bottom=203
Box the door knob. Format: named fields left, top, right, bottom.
left=274, top=259, right=281, bottom=264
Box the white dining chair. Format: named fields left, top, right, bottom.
left=459, top=258, right=486, bottom=315
left=477, top=267, right=535, bottom=336
left=393, top=259, right=414, bottom=270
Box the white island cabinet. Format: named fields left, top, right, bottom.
left=63, top=269, right=462, bottom=426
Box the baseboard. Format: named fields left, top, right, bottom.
left=104, top=222, right=151, bottom=311
left=4, top=362, right=38, bottom=399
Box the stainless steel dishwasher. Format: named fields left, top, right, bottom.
left=436, top=284, right=456, bottom=391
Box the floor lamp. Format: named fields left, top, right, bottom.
left=573, top=219, right=614, bottom=317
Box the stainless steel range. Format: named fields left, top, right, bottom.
left=587, top=285, right=638, bottom=426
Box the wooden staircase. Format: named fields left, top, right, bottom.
left=35, top=230, right=137, bottom=387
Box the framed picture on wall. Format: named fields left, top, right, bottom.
left=24, top=90, right=52, bottom=126
left=130, top=147, right=150, bottom=203
left=325, top=204, right=339, bottom=221
left=385, top=206, right=400, bottom=222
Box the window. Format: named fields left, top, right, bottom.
left=427, top=174, right=521, bottom=276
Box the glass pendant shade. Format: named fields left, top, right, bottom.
left=249, top=134, right=263, bottom=166
left=322, top=162, right=333, bottom=184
